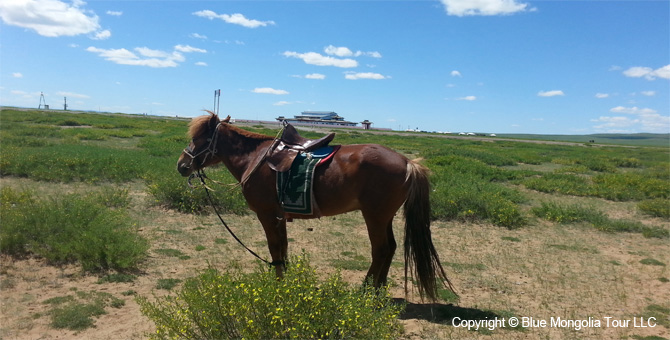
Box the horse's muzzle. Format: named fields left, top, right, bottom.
left=177, top=158, right=193, bottom=177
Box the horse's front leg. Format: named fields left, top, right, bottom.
left=257, top=211, right=288, bottom=277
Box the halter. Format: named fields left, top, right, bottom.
left=183, top=122, right=221, bottom=169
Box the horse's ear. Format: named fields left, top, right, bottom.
left=222, top=115, right=231, bottom=123
left=208, top=112, right=220, bottom=129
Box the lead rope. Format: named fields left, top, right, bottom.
left=194, top=169, right=285, bottom=267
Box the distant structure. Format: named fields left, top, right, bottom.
left=360, top=119, right=373, bottom=130
left=213, top=89, right=221, bottom=114
left=64, top=97, right=68, bottom=111
left=38, top=92, right=48, bottom=110
left=276, top=111, right=357, bottom=127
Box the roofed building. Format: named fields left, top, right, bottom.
left=276, top=111, right=357, bottom=127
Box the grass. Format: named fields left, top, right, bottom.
left=639, top=258, right=666, bottom=266
left=97, top=273, right=137, bottom=284
left=2, top=108, right=668, bottom=230
left=0, top=187, right=148, bottom=272
left=639, top=304, right=670, bottom=328
left=532, top=201, right=669, bottom=239
left=156, top=278, right=182, bottom=290
left=41, top=290, right=125, bottom=331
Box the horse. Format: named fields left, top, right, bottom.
left=177, top=112, right=454, bottom=300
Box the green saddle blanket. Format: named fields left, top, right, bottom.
left=276, top=146, right=337, bottom=215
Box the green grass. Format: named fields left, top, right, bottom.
left=154, top=248, right=186, bottom=258
left=639, top=304, right=670, bottom=328
left=97, top=273, right=137, bottom=284
left=2, top=108, right=668, bottom=270
left=0, top=187, right=148, bottom=272
left=639, top=258, right=666, bottom=266
left=532, top=201, right=669, bottom=239
left=638, top=198, right=670, bottom=219
left=42, top=290, right=125, bottom=331
left=156, top=278, right=182, bottom=290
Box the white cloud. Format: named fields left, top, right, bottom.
left=610, top=106, right=657, bottom=115
left=273, top=101, right=291, bottom=106
left=86, top=46, right=186, bottom=68
left=538, top=90, right=565, bottom=97
left=106, top=10, right=122, bottom=16
left=193, top=10, right=274, bottom=28
left=440, top=0, right=533, bottom=16
left=12, top=72, right=23, bottom=78
left=283, top=51, right=357, bottom=68
left=324, top=45, right=382, bottom=58
left=57, top=91, right=89, bottom=98
left=593, top=106, right=669, bottom=133
left=0, top=0, right=110, bottom=38
left=457, top=95, right=477, bottom=101
left=190, top=33, right=207, bottom=40
left=92, top=29, right=111, bottom=40
left=450, top=70, right=462, bottom=77
left=592, top=116, right=639, bottom=131
left=305, top=73, right=326, bottom=80
left=623, top=65, right=670, bottom=80
left=344, top=72, right=389, bottom=80
left=252, top=87, right=289, bottom=95
left=195, top=61, right=207, bottom=66
left=324, top=45, right=353, bottom=57
left=640, top=91, right=656, bottom=97
left=175, top=44, right=206, bottom=53
left=595, top=93, right=609, bottom=99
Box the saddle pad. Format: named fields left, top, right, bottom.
left=276, top=145, right=338, bottom=215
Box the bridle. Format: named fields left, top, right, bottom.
left=182, top=122, right=221, bottom=169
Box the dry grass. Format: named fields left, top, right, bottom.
left=1, top=178, right=668, bottom=340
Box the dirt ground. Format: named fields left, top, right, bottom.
left=1, top=180, right=668, bottom=340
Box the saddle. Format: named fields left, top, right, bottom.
left=267, top=124, right=336, bottom=172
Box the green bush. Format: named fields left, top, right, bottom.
left=531, top=201, right=605, bottom=224
left=638, top=198, right=670, bottom=219
left=137, top=254, right=404, bottom=339
left=429, top=165, right=526, bottom=229
left=0, top=187, right=148, bottom=271
left=532, top=201, right=668, bottom=239
left=146, top=170, right=248, bottom=214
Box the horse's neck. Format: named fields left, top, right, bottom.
left=217, top=125, right=273, bottom=181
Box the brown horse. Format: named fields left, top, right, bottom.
left=177, top=113, right=453, bottom=300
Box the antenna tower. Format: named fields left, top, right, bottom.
left=213, top=89, right=221, bottom=115
left=38, top=92, right=48, bottom=109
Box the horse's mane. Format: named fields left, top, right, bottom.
left=188, top=111, right=273, bottom=141
left=187, top=114, right=213, bottom=139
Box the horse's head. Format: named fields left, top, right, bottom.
left=177, top=112, right=230, bottom=177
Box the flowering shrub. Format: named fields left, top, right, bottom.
left=137, top=254, right=404, bottom=339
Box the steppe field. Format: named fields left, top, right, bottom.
left=1, top=108, right=668, bottom=339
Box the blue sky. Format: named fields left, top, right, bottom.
left=1, top=0, right=668, bottom=134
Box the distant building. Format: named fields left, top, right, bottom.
left=360, top=120, right=373, bottom=130
left=276, top=111, right=357, bottom=127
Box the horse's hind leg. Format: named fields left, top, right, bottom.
left=362, top=211, right=397, bottom=288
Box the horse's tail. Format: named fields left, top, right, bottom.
left=403, top=159, right=456, bottom=301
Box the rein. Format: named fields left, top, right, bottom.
left=190, top=169, right=285, bottom=267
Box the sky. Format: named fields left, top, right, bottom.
left=1, top=0, right=669, bottom=134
